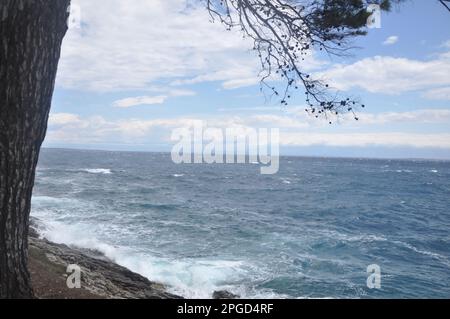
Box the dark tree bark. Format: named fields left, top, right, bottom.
left=0, top=0, right=70, bottom=298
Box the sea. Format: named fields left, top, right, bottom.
left=31, top=148, right=450, bottom=298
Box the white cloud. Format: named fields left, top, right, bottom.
left=281, top=132, right=450, bottom=149
left=49, top=113, right=83, bottom=126
left=339, top=109, right=450, bottom=125
left=58, top=0, right=259, bottom=91
left=46, top=109, right=450, bottom=149
left=58, top=0, right=325, bottom=92
left=167, top=89, right=197, bottom=97
left=442, top=40, right=450, bottom=49
left=318, top=51, right=450, bottom=95
left=383, top=36, right=399, bottom=45
left=250, top=114, right=309, bottom=129
left=285, top=107, right=450, bottom=126
left=422, top=87, right=450, bottom=101
left=112, top=88, right=196, bottom=108
left=113, top=96, right=167, bottom=108
left=222, top=77, right=261, bottom=90
left=169, top=64, right=261, bottom=89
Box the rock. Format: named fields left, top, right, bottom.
left=29, top=216, right=41, bottom=238
left=28, top=231, right=182, bottom=299
left=28, top=224, right=40, bottom=239
left=212, top=290, right=239, bottom=299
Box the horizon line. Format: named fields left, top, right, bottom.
left=40, top=146, right=450, bottom=162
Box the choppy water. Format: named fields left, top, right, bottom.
left=31, top=148, right=450, bottom=298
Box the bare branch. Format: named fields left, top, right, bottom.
left=205, top=0, right=401, bottom=122
left=439, top=0, right=450, bottom=12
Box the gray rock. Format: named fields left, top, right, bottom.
left=29, top=224, right=182, bottom=299
left=212, top=290, right=239, bottom=299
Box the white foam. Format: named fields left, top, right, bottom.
left=173, top=174, right=185, bottom=177
left=393, top=240, right=450, bottom=267
left=32, top=196, right=83, bottom=213
left=83, top=168, right=112, bottom=174
left=430, top=170, right=438, bottom=173
left=322, top=230, right=388, bottom=243
left=30, top=216, right=277, bottom=299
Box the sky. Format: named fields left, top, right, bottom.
left=45, top=0, right=450, bottom=159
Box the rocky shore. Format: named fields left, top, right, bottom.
left=28, top=220, right=181, bottom=299
left=28, top=219, right=239, bottom=299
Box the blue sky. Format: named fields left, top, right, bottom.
left=46, top=0, right=450, bottom=159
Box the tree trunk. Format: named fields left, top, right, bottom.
left=0, top=0, right=70, bottom=298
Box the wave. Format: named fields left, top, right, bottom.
left=32, top=195, right=82, bottom=208
left=136, top=203, right=179, bottom=210
left=83, top=168, right=112, bottom=174
left=393, top=240, right=450, bottom=267
left=30, top=216, right=279, bottom=299
left=395, top=169, right=413, bottom=173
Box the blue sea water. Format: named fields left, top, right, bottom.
left=31, top=148, right=450, bottom=298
